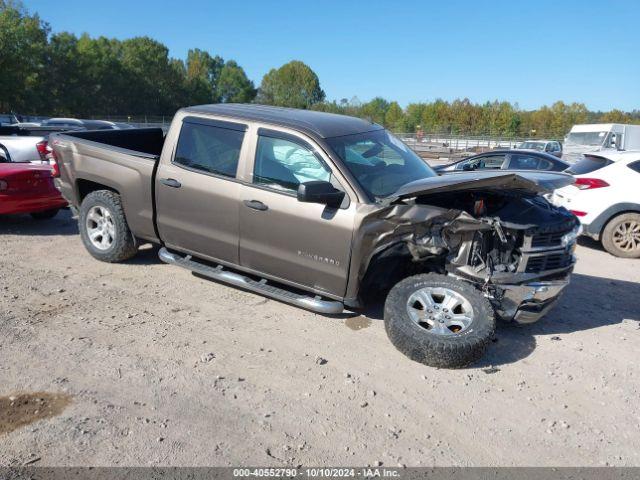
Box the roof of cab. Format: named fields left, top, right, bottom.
left=182, top=103, right=383, bottom=139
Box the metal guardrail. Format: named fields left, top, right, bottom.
left=399, top=133, right=527, bottom=150
left=394, top=132, right=562, bottom=161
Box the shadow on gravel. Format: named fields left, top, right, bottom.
left=0, top=208, right=77, bottom=236
left=360, top=273, right=640, bottom=368
left=577, top=235, right=606, bottom=253
left=125, top=243, right=163, bottom=265
left=478, top=272, right=640, bottom=367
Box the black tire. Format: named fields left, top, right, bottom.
left=384, top=273, right=495, bottom=368
left=30, top=208, right=59, bottom=220
left=601, top=213, right=640, bottom=259
left=79, top=190, right=137, bottom=262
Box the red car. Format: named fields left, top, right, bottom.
left=0, top=162, right=67, bottom=219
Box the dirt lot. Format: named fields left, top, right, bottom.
left=1, top=209, right=639, bottom=467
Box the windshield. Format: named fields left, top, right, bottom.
left=520, top=141, right=545, bottom=151
left=326, top=129, right=437, bottom=199
left=565, top=131, right=607, bottom=146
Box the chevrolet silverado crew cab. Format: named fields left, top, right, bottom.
left=51, top=104, right=579, bottom=368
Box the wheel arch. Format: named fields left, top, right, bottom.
left=590, top=203, right=640, bottom=237
left=357, top=241, right=446, bottom=305
left=76, top=178, right=120, bottom=204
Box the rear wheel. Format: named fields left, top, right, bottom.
left=384, top=274, right=495, bottom=368
left=602, top=213, right=640, bottom=258
left=79, top=190, right=137, bottom=262
left=30, top=208, right=59, bottom=220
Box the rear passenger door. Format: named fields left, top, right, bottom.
left=155, top=117, right=247, bottom=264
left=238, top=129, right=356, bottom=298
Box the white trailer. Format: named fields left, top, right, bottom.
left=563, top=123, right=640, bottom=162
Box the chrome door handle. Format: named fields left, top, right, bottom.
left=243, top=200, right=268, bottom=211
left=160, top=178, right=181, bottom=188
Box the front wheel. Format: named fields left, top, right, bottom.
left=384, top=274, right=495, bottom=368
left=79, top=190, right=137, bottom=262
left=601, top=213, right=640, bottom=258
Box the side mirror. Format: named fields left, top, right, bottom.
left=297, top=180, right=345, bottom=207
left=462, top=163, right=472, bottom=171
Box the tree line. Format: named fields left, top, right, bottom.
left=1, top=0, right=638, bottom=137
left=313, top=98, right=640, bottom=138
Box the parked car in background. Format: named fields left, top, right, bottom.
left=433, top=150, right=569, bottom=173
left=42, top=118, right=133, bottom=130
left=552, top=151, right=640, bottom=258
left=518, top=140, right=563, bottom=158
left=0, top=162, right=67, bottom=219
left=0, top=113, right=20, bottom=125
left=0, top=136, right=47, bottom=163
left=0, top=125, right=75, bottom=163
left=563, top=123, right=640, bottom=163
left=51, top=104, right=578, bottom=369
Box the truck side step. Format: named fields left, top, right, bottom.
left=158, top=247, right=344, bottom=315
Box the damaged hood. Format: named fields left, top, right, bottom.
left=387, top=171, right=575, bottom=201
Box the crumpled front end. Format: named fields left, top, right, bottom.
left=350, top=185, right=579, bottom=324
left=493, top=280, right=570, bottom=324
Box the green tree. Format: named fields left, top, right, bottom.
left=360, top=97, right=389, bottom=125
left=600, top=109, right=633, bottom=123
left=74, top=34, right=129, bottom=115
left=216, top=60, right=256, bottom=103
left=257, top=60, right=325, bottom=108
left=186, top=48, right=223, bottom=103
left=0, top=0, right=49, bottom=112
left=45, top=32, right=83, bottom=115
left=384, top=101, right=405, bottom=131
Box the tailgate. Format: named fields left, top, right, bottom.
left=51, top=134, right=159, bottom=242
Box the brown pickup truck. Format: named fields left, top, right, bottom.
left=51, top=104, right=579, bottom=368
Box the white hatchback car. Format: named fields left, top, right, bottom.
left=552, top=151, right=640, bottom=258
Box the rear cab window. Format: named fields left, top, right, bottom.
left=174, top=117, right=246, bottom=178
left=567, top=155, right=613, bottom=175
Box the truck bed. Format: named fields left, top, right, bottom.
left=60, top=128, right=165, bottom=159
left=52, top=128, right=166, bottom=243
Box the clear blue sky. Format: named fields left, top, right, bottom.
left=26, top=0, right=640, bottom=111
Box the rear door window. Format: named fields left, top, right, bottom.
left=508, top=154, right=541, bottom=170
left=174, top=120, right=246, bottom=178
left=567, top=155, right=613, bottom=175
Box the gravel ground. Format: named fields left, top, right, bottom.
left=1, top=209, right=639, bottom=467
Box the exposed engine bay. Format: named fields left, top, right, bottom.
left=353, top=186, right=579, bottom=322
left=414, top=190, right=579, bottom=282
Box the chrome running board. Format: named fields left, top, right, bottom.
left=158, top=247, right=344, bottom=315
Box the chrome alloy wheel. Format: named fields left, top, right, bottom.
left=406, top=287, right=475, bottom=335
left=612, top=220, right=640, bottom=253
left=86, top=205, right=116, bottom=251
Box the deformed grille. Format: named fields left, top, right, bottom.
left=530, top=231, right=567, bottom=248
left=525, top=252, right=573, bottom=273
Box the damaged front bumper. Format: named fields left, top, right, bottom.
left=491, top=278, right=570, bottom=324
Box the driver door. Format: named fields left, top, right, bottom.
left=238, top=129, right=356, bottom=298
